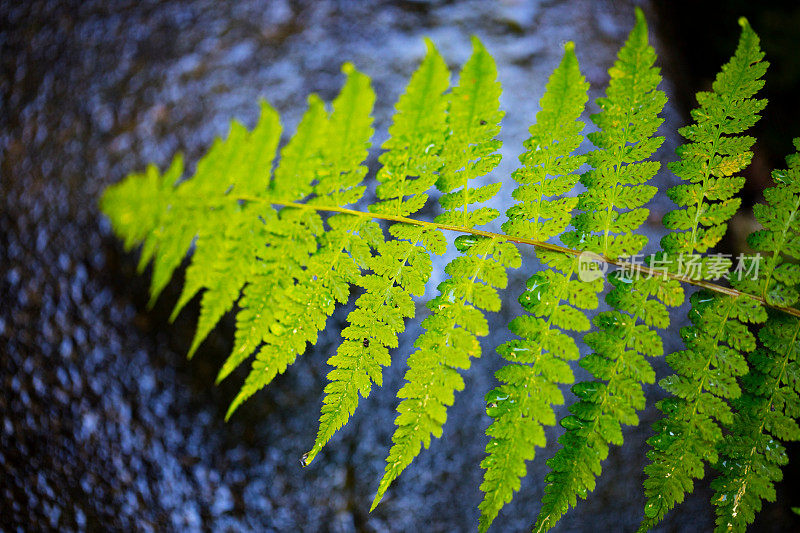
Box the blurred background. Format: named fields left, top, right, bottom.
left=2, top=0, right=799, bottom=531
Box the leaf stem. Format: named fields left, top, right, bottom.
left=232, top=195, right=800, bottom=319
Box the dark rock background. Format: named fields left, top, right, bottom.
left=2, top=0, right=798, bottom=531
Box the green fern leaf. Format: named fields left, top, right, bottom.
left=270, top=94, right=330, bottom=202
left=102, top=99, right=285, bottom=318
left=729, top=140, right=800, bottom=306
left=474, top=41, right=591, bottom=532
left=638, top=19, right=770, bottom=530
left=98, top=23, right=800, bottom=532
left=216, top=95, right=330, bottom=382
left=711, top=313, right=800, bottom=533
left=226, top=64, right=377, bottom=417
left=561, top=7, right=665, bottom=261
left=304, top=41, right=456, bottom=465
left=661, top=16, right=768, bottom=277
left=711, top=140, right=800, bottom=532
left=535, top=10, right=672, bottom=532
left=371, top=38, right=450, bottom=217
left=371, top=36, right=508, bottom=507
left=171, top=103, right=283, bottom=357
left=373, top=236, right=519, bottom=510
left=639, top=292, right=766, bottom=531
left=312, top=62, right=376, bottom=207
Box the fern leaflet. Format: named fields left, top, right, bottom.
left=661, top=17, right=768, bottom=277
left=303, top=41, right=453, bottom=465
left=475, top=42, right=593, bottom=532
left=371, top=36, right=510, bottom=507
left=639, top=18, right=769, bottom=530
left=711, top=140, right=800, bottom=532
left=535, top=9, right=672, bottom=531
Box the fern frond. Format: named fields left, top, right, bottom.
left=661, top=17, right=767, bottom=275
left=639, top=292, right=766, bottom=530
left=473, top=42, right=591, bottom=532
left=99, top=21, right=800, bottom=531
left=370, top=36, right=508, bottom=507
left=535, top=10, right=671, bottom=531
left=171, top=102, right=283, bottom=357
left=217, top=95, right=330, bottom=382
left=226, top=64, right=377, bottom=417
left=638, top=19, right=770, bottom=530
left=304, top=41, right=456, bottom=465
left=371, top=38, right=450, bottom=218
left=561, top=7, right=665, bottom=260
left=711, top=140, right=800, bottom=532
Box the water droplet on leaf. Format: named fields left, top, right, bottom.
left=509, top=345, right=531, bottom=360
left=560, top=416, right=586, bottom=431
left=773, top=169, right=789, bottom=183
left=455, top=235, right=480, bottom=252
left=572, top=381, right=602, bottom=398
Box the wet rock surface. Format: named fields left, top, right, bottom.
left=2, top=0, right=798, bottom=531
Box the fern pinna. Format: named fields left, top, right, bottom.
left=101, top=9, right=800, bottom=532
left=709, top=141, right=800, bottom=532
left=303, top=41, right=452, bottom=466
left=531, top=11, right=683, bottom=532
left=639, top=17, right=770, bottom=531
left=371, top=37, right=515, bottom=507
left=477, top=41, right=597, bottom=532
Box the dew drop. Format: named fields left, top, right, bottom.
left=509, top=345, right=531, bottom=360
left=773, top=169, right=789, bottom=183
left=485, top=389, right=512, bottom=415
left=614, top=272, right=634, bottom=284
left=572, top=381, right=602, bottom=398
left=560, top=416, right=586, bottom=431
left=455, top=235, right=480, bottom=252
left=485, top=389, right=509, bottom=406
left=520, top=275, right=549, bottom=309
left=300, top=453, right=309, bottom=467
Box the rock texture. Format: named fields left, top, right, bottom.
left=2, top=1, right=794, bottom=531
